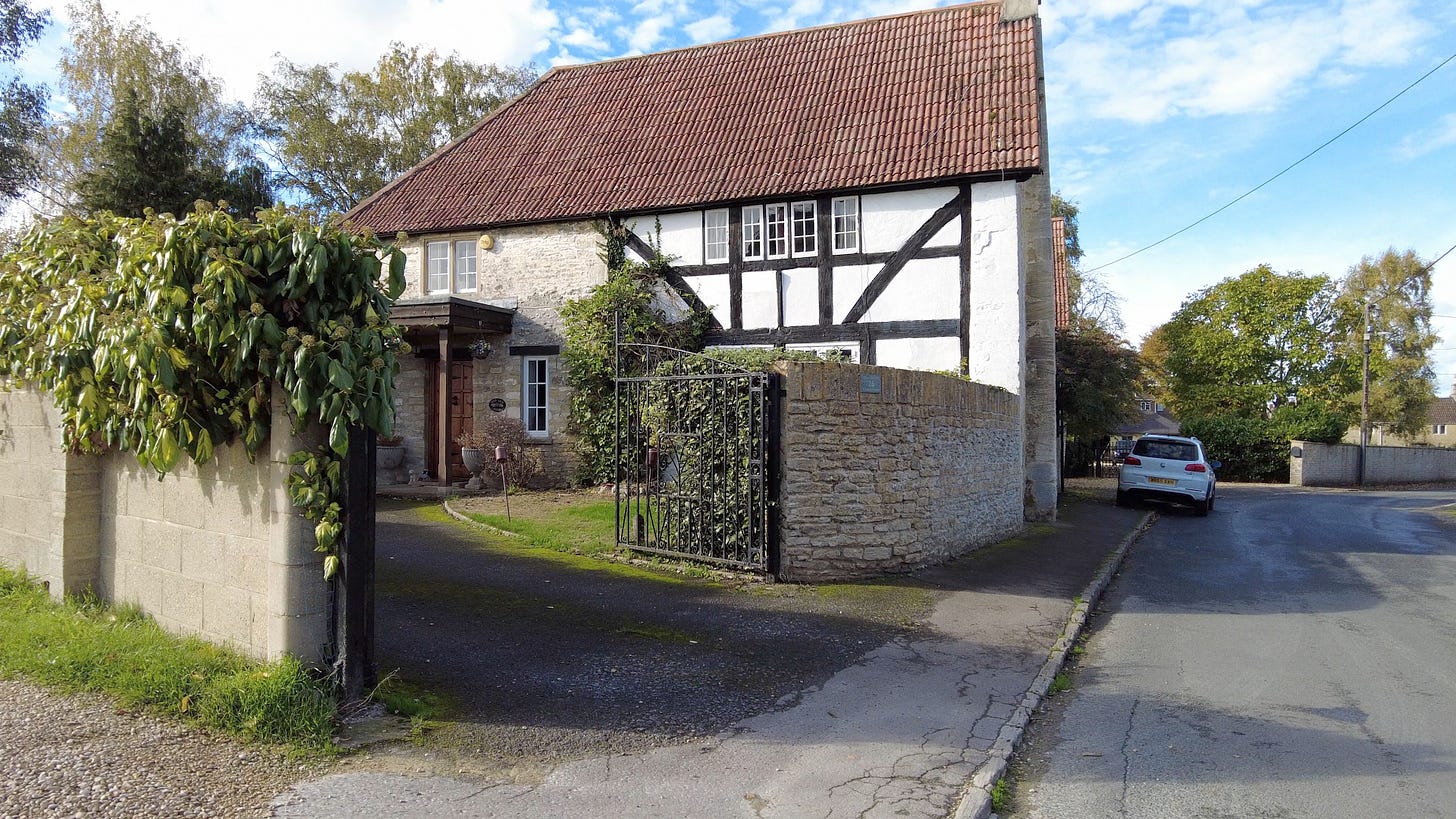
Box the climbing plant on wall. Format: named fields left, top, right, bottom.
left=0, top=203, right=408, bottom=578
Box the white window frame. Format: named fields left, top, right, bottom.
left=765, top=203, right=788, bottom=259
left=791, top=200, right=817, bottom=258
left=741, top=205, right=764, bottom=261
left=454, top=240, right=477, bottom=292
left=426, top=241, right=450, bottom=294
left=523, top=357, right=550, bottom=438
left=704, top=209, right=729, bottom=264
left=831, top=196, right=859, bottom=253
left=1435, top=424, right=1448, bottom=435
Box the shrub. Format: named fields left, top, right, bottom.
left=1180, top=415, right=1290, bottom=482
left=457, top=415, right=543, bottom=489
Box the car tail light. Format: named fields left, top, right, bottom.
left=1123, top=455, right=1141, bottom=466
left=1185, top=463, right=1206, bottom=472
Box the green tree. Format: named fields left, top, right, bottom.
left=0, top=0, right=47, bottom=203
left=1158, top=265, right=1346, bottom=420
left=32, top=0, right=261, bottom=214
left=1334, top=248, right=1436, bottom=438
left=1057, top=324, right=1142, bottom=475
left=253, top=43, right=537, bottom=213
left=76, top=90, right=272, bottom=217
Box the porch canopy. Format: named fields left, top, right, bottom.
left=390, top=296, right=515, bottom=485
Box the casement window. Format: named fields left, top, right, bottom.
left=765, top=203, right=788, bottom=259
left=831, top=196, right=859, bottom=253
left=791, top=201, right=817, bottom=257
left=426, top=241, right=450, bottom=293
left=454, top=241, right=477, bottom=292
left=1435, top=424, right=1448, bottom=435
left=425, top=239, right=478, bottom=294
left=704, top=209, right=730, bottom=263
left=741, top=206, right=764, bottom=260
left=523, top=357, right=549, bottom=437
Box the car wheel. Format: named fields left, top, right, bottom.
left=1195, top=492, right=1210, bottom=517
left=1115, top=489, right=1130, bottom=508
left=1207, top=488, right=1215, bottom=511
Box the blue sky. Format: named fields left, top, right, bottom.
left=12, top=0, right=1456, bottom=395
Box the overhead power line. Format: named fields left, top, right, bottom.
left=1084, top=48, right=1456, bottom=275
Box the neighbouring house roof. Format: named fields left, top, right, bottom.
left=1429, top=396, right=1456, bottom=425
left=348, top=1, right=1044, bottom=235
left=1051, top=215, right=1070, bottom=328
left=1116, top=399, right=1180, bottom=437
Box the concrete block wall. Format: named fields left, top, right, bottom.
left=0, top=387, right=328, bottom=663
left=1291, top=440, right=1456, bottom=486
left=775, top=362, right=1024, bottom=581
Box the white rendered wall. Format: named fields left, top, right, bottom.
left=861, top=188, right=960, bottom=253
left=875, top=336, right=961, bottom=371
left=741, top=269, right=778, bottom=329
left=781, top=267, right=819, bottom=326
left=689, top=273, right=732, bottom=327
left=836, top=257, right=960, bottom=324
left=966, top=181, right=1024, bottom=395
left=628, top=212, right=702, bottom=265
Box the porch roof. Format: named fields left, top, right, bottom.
left=390, top=296, right=515, bottom=334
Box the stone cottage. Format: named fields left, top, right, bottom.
left=347, top=0, right=1059, bottom=520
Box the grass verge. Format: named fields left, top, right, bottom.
left=0, top=565, right=336, bottom=751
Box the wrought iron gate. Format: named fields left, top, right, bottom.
left=614, top=340, right=774, bottom=572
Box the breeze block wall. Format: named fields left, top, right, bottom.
left=774, top=362, right=1024, bottom=581
left=0, top=386, right=328, bottom=663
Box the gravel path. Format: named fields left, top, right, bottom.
left=0, top=680, right=333, bottom=818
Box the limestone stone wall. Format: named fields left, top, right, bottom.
left=0, top=387, right=327, bottom=663
left=775, top=362, right=1024, bottom=581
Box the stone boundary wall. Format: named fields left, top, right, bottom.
left=0, top=386, right=327, bottom=663
left=1291, top=440, right=1456, bottom=486
left=775, top=362, right=1024, bottom=581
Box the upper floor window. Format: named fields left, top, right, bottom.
left=704, top=209, right=729, bottom=264
left=831, top=196, right=859, bottom=253
left=425, top=239, right=478, bottom=294
left=765, top=203, right=788, bottom=259
left=791, top=201, right=816, bottom=257
left=742, top=206, right=764, bottom=260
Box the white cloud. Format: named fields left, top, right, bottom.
left=1397, top=113, right=1456, bottom=160
left=684, top=14, right=735, bottom=44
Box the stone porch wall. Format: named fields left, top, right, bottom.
left=0, top=386, right=327, bottom=663
left=775, top=362, right=1024, bottom=581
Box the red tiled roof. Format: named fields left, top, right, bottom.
left=348, top=1, right=1044, bottom=234
left=1429, top=396, right=1456, bottom=425
left=1051, top=215, right=1070, bottom=328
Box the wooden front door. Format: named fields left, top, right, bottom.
left=426, top=358, right=475, bottom=481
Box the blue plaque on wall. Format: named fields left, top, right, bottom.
left=860, top=373, right=882, bottom=394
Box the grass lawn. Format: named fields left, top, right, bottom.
left=0, top=565, right=336, bottom=752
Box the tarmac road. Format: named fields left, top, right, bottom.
left=1007, top=484, right=1456, bottom=818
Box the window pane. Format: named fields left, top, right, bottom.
left=765, top=204, right=787, bottom=258
left=742, top=206, right=763, bottom=259
left=704, top=209, right=729, bottom=263
left=454, top=240, right=477, bottom=292
left=524, top=358, right=549, bottom=434
left=832, top=197, right=858, bottom=252
left=791, top=201, right=816, bottom=256
left=426, top=242, right=450, bottom=292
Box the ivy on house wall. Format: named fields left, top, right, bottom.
left=0, top=203, right=408, bottom=578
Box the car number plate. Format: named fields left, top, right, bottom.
left=1149, top=477, right=1176, bottom=485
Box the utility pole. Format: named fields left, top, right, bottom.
left=1359, top=300, right=1371, bottom=487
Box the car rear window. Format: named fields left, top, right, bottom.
left=1132, top=439, right=1198, bottom=461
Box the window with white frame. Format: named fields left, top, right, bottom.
left=831, top=196, right=859, bottom=253
left=765, top=203, right=788, bottom=259
left=454, top=240, right=477, bottom=292
left=1435, top=424, right=1448, bottom=435
left=426, top=241, right=450, bottom=293
left=704, top=209, right=729, bottom=263
left=524, top=357, right=549, bottom=436
left=425, top=239, right=478, bottom=293
left=791, top=201, right=817, bottom=257
left=741, top=206, right=764, bottom=260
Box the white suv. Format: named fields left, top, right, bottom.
left=1115, top=434, right=1219, bottom=516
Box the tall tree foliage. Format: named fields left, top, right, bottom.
left=1053, top=192, right=1123, bottom=335
left=0, top=0, right=47, bottom=203
left=253, top=44, right=536, bottom=213
left=1158, top=265, right=1346, bottom=420
left=1333, top=248, right=1436, bottom=437
left=32, top=0, right=263, bottom=214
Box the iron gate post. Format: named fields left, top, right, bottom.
left=338, top=425, right=377, bottom=701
